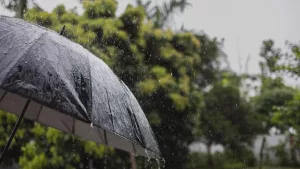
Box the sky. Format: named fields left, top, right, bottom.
left=1, top=0, right=299, bottom=85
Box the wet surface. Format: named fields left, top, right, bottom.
left=0, top=16, right=160, bottom=158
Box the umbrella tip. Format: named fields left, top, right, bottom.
left=59, top=25, right=66, bottom=35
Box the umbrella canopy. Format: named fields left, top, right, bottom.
left=0, top=16, right=160, bottom=161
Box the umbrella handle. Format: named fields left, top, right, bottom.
left=0, top=99, right=30, bottom=165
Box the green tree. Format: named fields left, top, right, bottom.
left=0, top=0, right=42, bottom=18
left=259, top=39, right=282, bottom=76
left=253, top=40, right=296, bottom=133
left=250, top=39, right=300, bottom=167
left=200, top=72, right=261, bottom=169
left=1, top=0, right=27, bottom=18
left=258, top=39, right=300, bottom=78
left=256, top=40, right=300, bottom=133
left=253, top=77, right=295, bottom=133
left=18, top=124, right=114, bottom=169
left=136, top=0, right=191, bottom=28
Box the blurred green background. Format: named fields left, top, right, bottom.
left=1, top=0, right=300, bottom=169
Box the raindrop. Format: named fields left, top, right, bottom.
left=156, top=159, right=160, bottom=169
left=144, top=149, right=151, bottom=162
left=162, top=159, right=166, bottom=168
left=90, top=122, right=94, bottom=128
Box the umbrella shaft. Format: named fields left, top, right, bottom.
left=0, top=99, right=30, bottom=165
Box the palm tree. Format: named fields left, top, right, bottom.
left=0, top=0, right=42, bottom=18
left=136, top=0, right=191, bottom=28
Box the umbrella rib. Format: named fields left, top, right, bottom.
left=35, top=105, right=43, bottom=121
left=71, top=118, right=75, bottom=134
left=119, top=81, right=147, bottom=147
left=105, top=89, right=114, bottom=131
left=60, top=120, right=72, bottom=133
left=132, top=142, right=136, bottom=154
left=0, top=99, right=30, bottom=164
left=98, top=129, right=105, bottom=144
left=85, top=48, right=93, bottom=119
left=0, top=91, right=7, bottom=102
left=104, top=130, right=108, bottom=145
left=123, top=90, right=146, bottom=147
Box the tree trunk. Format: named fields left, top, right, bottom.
left=17, top=0, right=27, bottom=18
left=88, top=159, right=93, bottom=169
left=258, top=136, right=266, bottom=169
left=130, top=153, right=137, bottom=169
left=289, top=134, right=298, bottom=167
left=207, top=141, right=214, bottom=169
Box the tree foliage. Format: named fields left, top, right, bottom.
left=199, top=71, right=261, bottom=168
left=0, top=0, right=42, bottom=18
left=136, top=0, right=191, bottom=28
left=202, top=72, right=260, bottom=148
left=250, top=39, right=300, bottom=168
left=266, top=40, right=300, bottom=134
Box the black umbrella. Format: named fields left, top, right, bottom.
left=0, top=16, right=160, bottom=163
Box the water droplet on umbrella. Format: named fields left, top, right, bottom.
left=156, top=159, right=160, bottom=169
left=145, top=149, right=150, bottom=162
left=162, top=159, right=166, bottom=168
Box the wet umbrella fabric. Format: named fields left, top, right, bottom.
left=0, top=16, right=160, bottom=162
